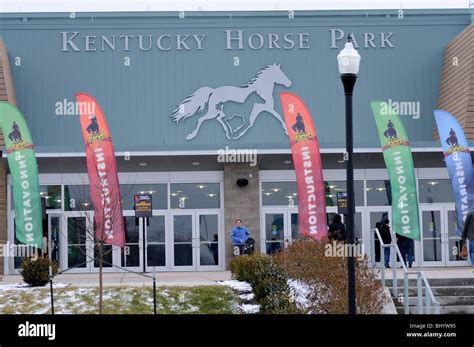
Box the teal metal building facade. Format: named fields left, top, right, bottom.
left=0, top=10, right=472, bottom=274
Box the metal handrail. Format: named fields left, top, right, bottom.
left=371, top=228, right=440, bottom=314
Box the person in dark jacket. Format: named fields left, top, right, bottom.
left=328, top=214, right=346, bottom=242
left=462, top=209, right=474, bottom=267
left=397, top=233, right=412, bottom=268
left=379, top=219, right=392, bottom=268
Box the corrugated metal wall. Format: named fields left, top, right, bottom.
left=0, top=10, right=470, bottom=153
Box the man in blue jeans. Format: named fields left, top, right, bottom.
left=462, top=210, right=474, bottom=268
left=231, top=219, right=250, bottom=256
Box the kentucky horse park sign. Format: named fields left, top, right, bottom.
left=61, top=29, right=395, bottom=52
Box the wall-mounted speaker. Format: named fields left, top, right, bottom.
left=236, top=178, right=249, bottom=187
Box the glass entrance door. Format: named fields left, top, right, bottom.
left=64, top=214, right=90, bottom=272
left=421, top=208, right=443, bottom=266
left=365, top=209, right=392, bottom=265
left=64, top=212, right=114, bottom=273
left=145, top=214, right=167, bottom=270
left=446, top=209, right=470, bottom=266
left=263, top=210, right=285, bottom=254
left=421, top=207, right=470, bottom=266
left=171, top=211, right=221, bottom=270
left=47, top=214, right=62, bottom=268
left=262, top=209, right=304, bottom=254
left=121, top=215, right=141, bottom=269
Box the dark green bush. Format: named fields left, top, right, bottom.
left=20, top=256, right=58, bottom=287
left=230, top=254, right=297, bottom=313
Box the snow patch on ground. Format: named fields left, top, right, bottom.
left=219, top=280, right=259, bottom=314
left=0, top=282, right=69, bottom=291
left=218, top=280, right=252, bottom=292
left=239, top=293, right=254, bottom=301
left=240, top=304, right=259, bottom=314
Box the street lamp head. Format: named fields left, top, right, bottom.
left=337, top=36, right=361, bottom=75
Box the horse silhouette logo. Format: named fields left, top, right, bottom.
left=383, top=120, right=398, bottom=139
left=8, top=121, right=22, bottom=143
left=171, top=63, right=292, bottom=140
left=291, top=113, right=305, bottom=133
left=445, top=128, right=459, bottom=147
left=86, top=115, right=100, bottom=135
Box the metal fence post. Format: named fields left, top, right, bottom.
left=404, top=271, right=409, bottom=314
left=417, top=274, right=423, bottom=314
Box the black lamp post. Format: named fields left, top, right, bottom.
left=337, top=36, right=361, bottom=315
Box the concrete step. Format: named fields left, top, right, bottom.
left=384, top=277, right=474, bottom=287
left=388, top=286, right=474, bottom=297
left=396, top=305, right=474, bottom=314
left=393, top=296, right=474, bottom=306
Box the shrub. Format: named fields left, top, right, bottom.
left=20, top=256, right=58, bottom=287
left=229, top=254, right=297, bottom=313
left=275, top=239, right=384, bottom=314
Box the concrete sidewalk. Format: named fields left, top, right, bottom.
left=0, top=271, right=233, bottom=287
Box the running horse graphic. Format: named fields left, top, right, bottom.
left=445, top=128, right=459, bottom=147
left=171, top=63, right=292, bottom=140
left=291, top=113, right=305, bottom=133
left=383, top=119, right=397, bottom=139
left=86, top=115, right=100, bottom=135
left=8, top=121, right=22, bottom=143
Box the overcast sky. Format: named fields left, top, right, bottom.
left=0, top=0, right=472, bottom=12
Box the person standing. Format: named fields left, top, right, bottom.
left=328, top=214, right=346, bottom=242
left=379, top=219, right=392, bottom=268
left=462, top=209, right=474, bottom=268
left=231, top=219, right=250, bottom=256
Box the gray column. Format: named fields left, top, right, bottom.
left=223, top=163, right=260, bottom=269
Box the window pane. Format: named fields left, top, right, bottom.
left=148, top=216, right=166, bottom=243
left=174, top=244, right=192, bottom=266
left=122, top=245, right=140, bottom=267
left=120, top=184, right=168, bottom=210
left=199, top=215, right=218, bottom=242
left=170, top=183, right=220, bottom=209
left=147, top=244, right=166, bottom=267
left=94, top=245, right=113, bottom=267
left=418, top=179, right=454, bottom=203
left=265, top=213, right=284, bottom=241
left=202, top=242, right=219, bottom=265
left=367, top=180, right=392, bottom=206
left=325, top=181, right=364, bottom=207
left=68, top=246, right=87, bottom=268
left=262, top=181, right=364, bottom=206
left=11, top=185, right=62, bottom=210
left=262, top=182, right=298, bottom=206
left=174, top=215, right=192, bottom=242
left=67, top=217, right=87, bottom=245
left=124, top=217, right=139, bottom=243
left=64, top=185, right=93, bottom=211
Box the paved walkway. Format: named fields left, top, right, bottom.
left=1, top=267, right=472, bottom=287
left=0, top=271, right=232, bottom=287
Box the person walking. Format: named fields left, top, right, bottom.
left=462, top=209, right=474, bottom=268
left=231, top=219, right=250, bottom=256
left=396, top=233, right=411, bottom=268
